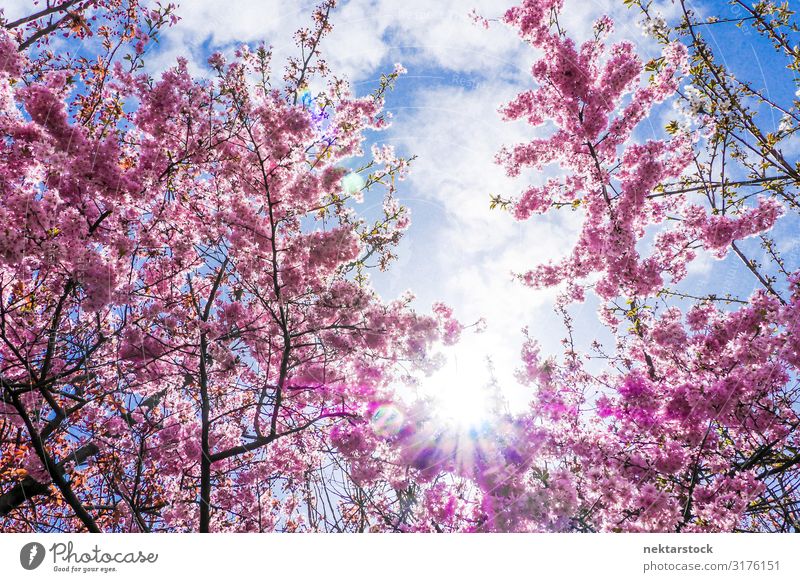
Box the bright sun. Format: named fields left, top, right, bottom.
left=423, top=352, right=496, bottom=428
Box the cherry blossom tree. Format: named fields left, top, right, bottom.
left=493, top=0, right=800, bottom=532
left=0, top=0, right=463, bottom=532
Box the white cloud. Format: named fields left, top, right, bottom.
left=372, top=78, right=583, bottom=406
left=145, top=0, right=537, bottom=82
left=144, top=0, right=312, bottom=75
left=0, top=1, right=31, bottom=21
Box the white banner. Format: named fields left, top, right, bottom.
left=0, top=533, right=797, bottom=582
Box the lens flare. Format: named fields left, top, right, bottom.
left=341, top=172, right=365, bottom=195
left=299, top=88, right=313, bottom=109
left=371, top=404, right=404, bottom=437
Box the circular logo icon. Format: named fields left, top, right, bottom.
left=20, top=542, right=46, bottom=570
